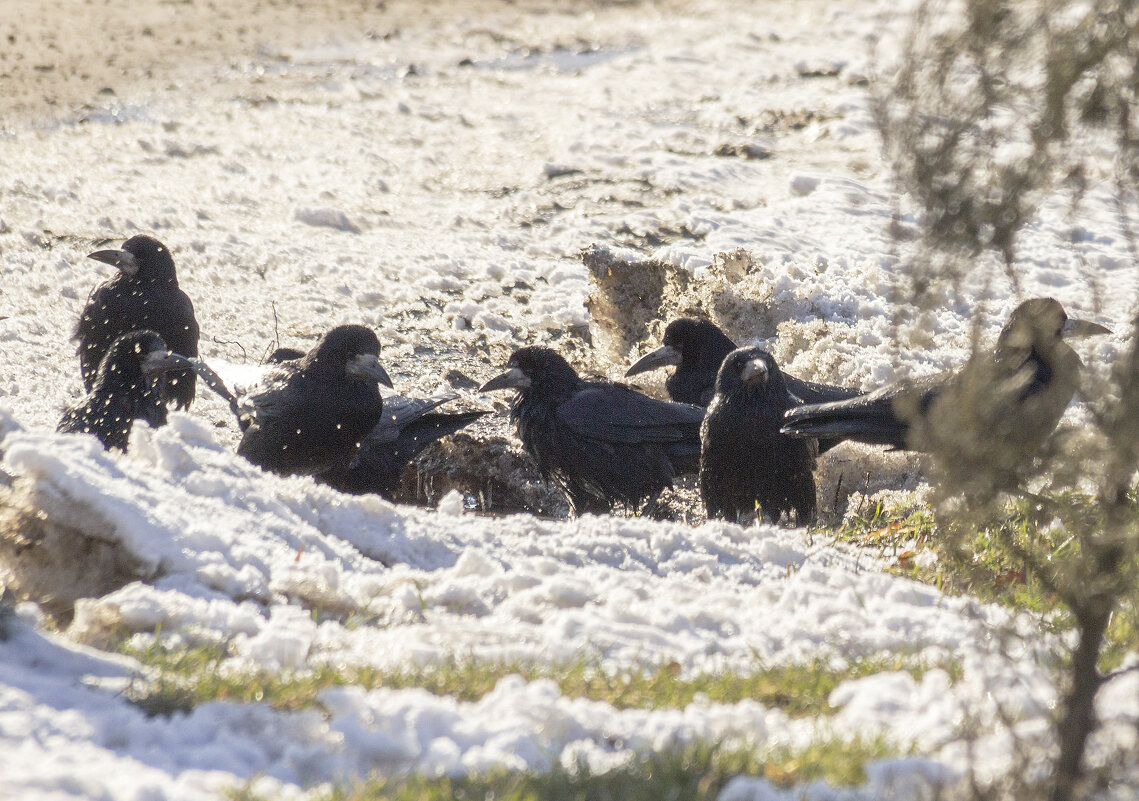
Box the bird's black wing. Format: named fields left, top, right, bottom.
left=782, top=378, right=944, bottom=450
left=74, top=282, right=119, bottom=391
left=365, top=395, right=455, bottom=445
left=556, top=383, right=705, bottom=445
left=323, top=398, right=488, bottom=497
left=784, top=374, right=864, bottom=405
left=381, top=410, right=488, bottom=466
left=159, top=291, right=200, bottom=410
left=58, top=381, right=167, bottom=452
left=236, top=364, right=298, bottom=433
left=237, top=361, right=385, bottom=477
left=781, top=375, right=865, bottom=454
left=559, top=383, right=705, bottom=477
left=164, top=291, right=200, bottom=357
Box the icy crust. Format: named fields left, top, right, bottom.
left=0, top=0, right=964, bottom=434
left=5, top=411, right=1009, bottom=675
left=3, top=411, right=1139, bottom=799
left=0, top=408, right=1080, bottom=798
left=0, top=616, right=938, bottom=801
left=0, top=0, right=1127, bottom=450
left=5, top=612, right=1137, bottom=801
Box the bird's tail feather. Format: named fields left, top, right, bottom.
left=782, top=402, right=908, bottom=449
left=400, top=410, right=489, bottom=453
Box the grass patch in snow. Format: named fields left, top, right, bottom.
left=837, top=498, right=1065, bottom=611
left=834, top=495, right=1139, bottom=669
left=228, top=736, right=901, bottom=801
left=123, top=640, right=953, bottom=718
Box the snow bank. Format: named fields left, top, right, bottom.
left=0, top=407, right=1101, bottom=799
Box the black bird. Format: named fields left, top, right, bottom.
left=75, top=235, right=200, bottom=410
left=58, top=330, right=194, bottom=451
left=236, top=325, right=394, bottom=477
left=480, top=346, right=705, bottom=514
left=317, top=395, right=489, bottom=499
left=252, top=346, right=487, bottom=499
left=625, top=317, right=861, bottom=409
left=781, top=298, right=1110, bottom=467
left=700, top=347, right=820, bottom=524
left=625, top=318, right=736, bottom=406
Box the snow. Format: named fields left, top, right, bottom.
left=0, top=0, right=1135, bottom=798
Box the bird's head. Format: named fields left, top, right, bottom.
left=999, top=297, right=1111, bottom=356
left=481, top=346, right=580, bottom=394
left=625, top=317, right=735, bottom=378
left=307, top=324, right=393, bottom=387
left=87, top=235, right=178, bottom=283
left=97, top=330, right=192, bottom=385
left=714, top=347, right=781, bottom=398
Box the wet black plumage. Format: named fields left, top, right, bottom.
left=481, top=346, right=705, bottom=514
left=58, top=330, right=191, bottom=451
left=781, top=298, right=1111, bottom=462
left=782, top=380, right=933, bottom=450
left=75, top=235, right=200, bottom=410
left=254, top=346, right=486, bottom=497
left=236, top=325, right=393, bottom=477
left=317, top=396, right=489, bottom=498
left=625, top=317, right=861, bottom=417
left=700, top=347, right=818, bottom=524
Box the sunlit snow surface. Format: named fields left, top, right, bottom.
left=0, top=0, right=1136, bottom=798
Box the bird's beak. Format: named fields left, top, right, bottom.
left=624, top=345, right=681, bottom=378
left=141, top=350, right=193, bottom=379
left=740, top=358, right=769, bottom=385
left=480, top=367, right=531, bottom=392
left=1062, top=318, right=1112, bottom=338
left=346, top=353, right=394, bottom=387
left=177, top=356, right=241, bottom=420
left=88, top=248, right=139, bottom=277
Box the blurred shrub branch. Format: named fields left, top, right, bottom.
left=874, top=0, right=1139, bottom=798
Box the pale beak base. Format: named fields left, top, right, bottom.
left=480, top=367, right=531, bottom=392
left=625, top=345, right=681, bottom=378
left=1063, top=318, right=1112, bottom=338
left=740, top=358, right=769, bottom=385
left=88, top=248, right=140, bottom=278
left=346, top=354, right=394, bottom=388
left=141, top=350, right=193, bottom=379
